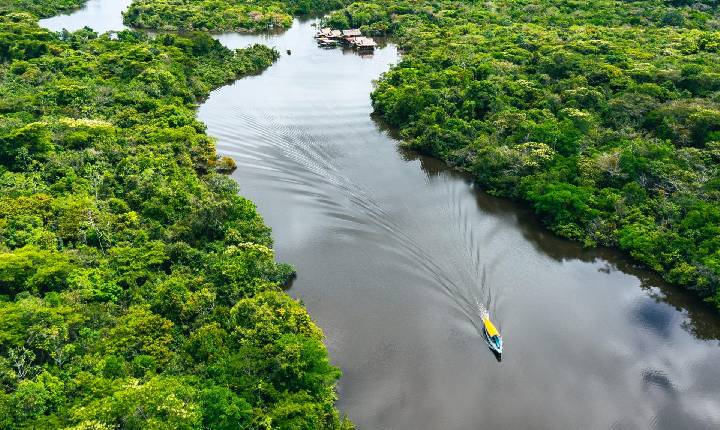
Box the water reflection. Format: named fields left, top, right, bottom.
left=39, top=0, right=132, bottom=33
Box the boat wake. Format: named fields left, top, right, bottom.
left=212, top=105, right=507, bottom=357
left=477, top=299, right=489, bottom=320
left=200, top=31, right=503, bottom=357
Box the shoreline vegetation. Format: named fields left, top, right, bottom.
left=0, top=1, right=352, bottom=428
left=123, top=0, right=346, bottom=32
left=0, top=0, right=87, bottom=18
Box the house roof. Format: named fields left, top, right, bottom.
left=342, top=29, right=362, bottom=36
left=355, top=37, right=377, bottom=46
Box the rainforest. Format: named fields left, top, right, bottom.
left=124, top=0, right=345, bottom=31
left=3, top=0, right=720, bottom=428
left=0, top=2, right=350, bottom=428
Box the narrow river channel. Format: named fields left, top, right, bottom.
left=41, top=7, right=720, bottom=429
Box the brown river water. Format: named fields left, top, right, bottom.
left=41, top=7, right=720, bottom=429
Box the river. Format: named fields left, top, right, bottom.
left=41, top=6, right=720, bottom=429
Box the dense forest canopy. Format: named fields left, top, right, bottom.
left=0, top=4, right=351, bottom=428
left=124, top=0, right=347, bottom=31
left=0, top=0, right=87, bottom=18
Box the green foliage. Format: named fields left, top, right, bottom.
left=124, top=0, right=347, bottom=32
left=200, top=385, right=253, bottom=429
left=0, top=10, right=349, bottom=429
left=0, top=0, right=87, bottom=18
left=353, top=0, right=720, bottom=309
left=0, top=247, right=75, bottom=296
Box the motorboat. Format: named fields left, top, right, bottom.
left=477, top=299, right=502, bottom=355
left=482, top=314, right=503, bottom=355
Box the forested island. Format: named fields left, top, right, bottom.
left=0, top=2, right=351, bottom=428
left=124, top=0, right=344, bottom=32
left=0, top=0, right=87, bottom=18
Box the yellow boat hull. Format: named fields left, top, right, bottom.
left=482, top=316, right=500, bottom=337
left=482, top=316, right=503, bottom=354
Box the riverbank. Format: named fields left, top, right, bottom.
left=0, top=0, right=87, bottom=17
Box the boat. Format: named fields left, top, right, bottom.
left=482, top=314, right=503, bottom=355
left=477, top=299, right=502, bottom=355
